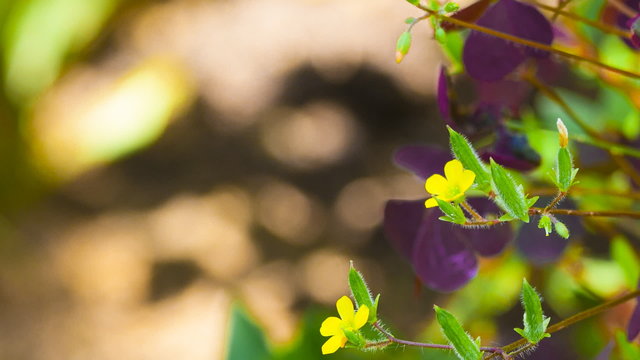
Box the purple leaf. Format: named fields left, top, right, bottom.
left=464, top=198, right=513, bottom=256
left=411, top=210, right=478, bottom=292
left=480, top=129, right=541, bottom=172
left=383, top=200, right=428, bottom=259
left=463, top=0, right=553, bottom=81
left=393, top=145, right=450, bottom=180
left=628, top=280, right=640, bottom=341
left=437, top=66, right=454, bottom=126
left=515, top=220, right=569, bottom=265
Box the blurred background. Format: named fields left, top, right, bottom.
left=0, top=0, right=637, bottom=359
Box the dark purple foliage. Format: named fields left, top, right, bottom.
left=515, top=199, right=584, bottom=265
left=384, top=146, right=513, bottom=292
left=463, top=0, right=554, bottom=81
left=627, top=280, right=640, bottom=341
left=480, top=129, right=541, bottom=171
left=630, top=15, right=640, bottom=48
left=615, top=0, right=640, bottom=49
left=384, top=198, right=511, bottom=292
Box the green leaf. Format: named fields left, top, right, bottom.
left=514, top=279, right=551, bottom=344
left=616, top=330, right=640, bottom=360
left=404, top=17, right=416, bottom=24
left=434, top=27, right=446, bottom=45
left=348, top=263, right=378, bottom=323
left=556, top=147, right=575, bottom=191
left=538, top=216, right=552, bottom=236
left=490, top=159, right=530, bottom=222
left=448, top=127, right=491, bottom=192
left=436, top=198, right=466, bottom=224
left=527, top=196, right=539, bottom=208
left=406, top=0, right=421, bottom=6
left=439, top=30, right=464, bottom=73
left=226, top=305, right=270, bottom=360
left=434, top=305, right=483, bottom=360
left=611, top=236, right=640, bottom=288
left=343, top=328, right=365, bottom=347
left=554, top=221, right=570, bottom=239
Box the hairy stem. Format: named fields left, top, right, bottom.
left=488, top=289, right=640, bottom=358
left=542, top=191, right=567, bottom=212
left=530, top=207, right=640, bottom=218
left=462, top=201, right=485, bottom=221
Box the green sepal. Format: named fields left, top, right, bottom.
left=556, top=147, right=574, bottom=191
left=490, top=159, right=530, bottom=223
left=434, top=27, right=446, bottom=44
left=436, top=198, right=466, bottom=225
left=404, top=17, right=416, bottom=24
left=434, top=305, right=483, bottom=360
left=527, top=196, right=539, bottom=208
left=343, top=328, right=365, bottom=347
left=538, top=216, right=552, bottom=236
left=554, top=221, right=570, bottom=239
left=514, top=278, right=551, bottom=344
left=448, top=127, right=491, bottom=192
left=348, top=262, right=378, bottom=323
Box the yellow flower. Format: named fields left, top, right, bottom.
left=320, top=296, right=369, bottom=355
left=424, top=159, right=475, bottom=208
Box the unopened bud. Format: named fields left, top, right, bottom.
left=395, top=32, right=412, bottom=64
left=557, top=118, right=569, bottom=148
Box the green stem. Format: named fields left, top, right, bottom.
left=530, top=207, right=640, bottom=219
left=542, top=191, right=567, bottom=212
left=529, top=0, right=629, bottom=37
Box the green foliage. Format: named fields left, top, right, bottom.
left=443, top=2, right=460, bottom=12
left=616, top=330, right=640, bottom=360
left=226, top=305, right=270, bottom=360
left=405, top=0, right=421, bottom=6
left=348, top=263, right=379, bottom=323
left=514, top=279, right=551, bottom=344
left=490, top=159, right=530, bottom=223
left=611, top=236, right=640, bottom=288
left=433, top=305, right=483, bottom=360
left=436, top=198, right=466, bottom=224
left=556, top=147, right=577, bottom=192
left=448, top=127, right=491, bottom=192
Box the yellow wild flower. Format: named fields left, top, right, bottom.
left=320, top=296, right=369, bottom=355
left=424, top=159, right=475, bottom=208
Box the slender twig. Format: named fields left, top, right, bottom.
left=528, top=186, right=640, bottom=200
left=608, top=0, right=638, bottom=18
left=462, top=201, right=485, bottom=221
left=414, top=5, right=640, bottom=79
left=487, top=289, right=640, bottom=358
left=530, top=1, right=629, bottom=37
left=542, top=191, right=567, bottom=212
left=530, top=207, right=640, bottom=218
left=371, top=322, right=510, bottom=358
left=550, top=0, right=573, bottom=22
left=463, top=219, right=504, bottom=227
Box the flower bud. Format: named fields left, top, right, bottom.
left=556, top=118, right=568, bottom=148
left=395, top=32, right=412, bottom=64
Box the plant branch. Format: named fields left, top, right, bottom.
left=528, top=186, right=640, bottom=200
left=414, top=5, right=640, bottom=79
left=462, top=200, right=485, bottom=221
left=487, top=289, right=640, bottom=358
left=530, top=207, right=640, bottom=219
left=529, top=0, right=629, bottom=37
left=608, top=0, right=638, bottom=18
left=543, top=191, right=567, bottom=212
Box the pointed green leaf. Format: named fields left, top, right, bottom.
left=514, top=279, right=550, bottom=344
left=436, top=198, right=466, bottom=224
left=611, top=236, right=640, bottom=288
left=490, top=159, right=529, bottom=222
left=406, top=0, right=421, bottom=6
left=527, top=196, right=539, bottom=208
left=556, top=147, right=574, bottom=191
left=554, top=221, right=570, bottom=239
left=448, top=127, right=491, bottom=192
left=434, top=305, right=483, bottom=360
left=616, top=330, right=640, bottom=360
left=499, top=213, right=516, bottom=221
left=348, top=263, right=377, bottom=323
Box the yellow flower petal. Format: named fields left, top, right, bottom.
left=457, top=169, right=476, bottom=192
left=322, top=334, right=347, bottom=355
left=444, top=159, right=464, bottom=180
left=336, top=296, right=354, bottom=323
left=425, top=197, right=438, bottom=208
left=320, top=317, right=343, bottom=336
left=425, top=174, right=448, bottom=195
left=353, top=305, right=369, bottom=329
